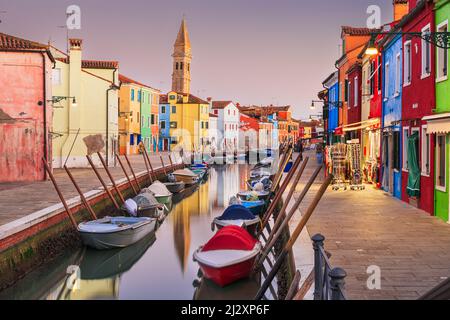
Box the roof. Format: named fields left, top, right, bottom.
left=346, top=62, right=362, bottom=74
left=159, top=93, right=209, bottom=105
left=211, top=101, right=233, bottom=109
left=174, top=18, right=191, bottom=48
left=341, top=26, right=375, bottom=37
left=119, top=74, right=160, bottom=91
left=209, top=113, right=218, bottom=118
left=0, top=32, right=55, bottom=62
left=82, top=60, right=118, bottom=69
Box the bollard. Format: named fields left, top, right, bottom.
left=329, top=267, right=347, bottom=300
left=312, top=234, right=325, bottom=300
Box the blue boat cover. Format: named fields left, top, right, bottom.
left=218, top=205, right=256, bottom=221
left=241, top=200, right=264, bottom=208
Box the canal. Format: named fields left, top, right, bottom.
left=0, top=164, right=269, bottom=300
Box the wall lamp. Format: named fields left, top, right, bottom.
left=49, top=96, right=77, bottom=107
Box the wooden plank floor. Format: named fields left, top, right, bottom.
left=0, top=154, right=176, bottom=226
left=293, top=152, right=450, bottom=300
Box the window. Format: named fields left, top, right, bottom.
left=169, top=95, right=176, bottom=100
left=395, top=53, right=401, bottom=95
left=141, top=115, right=144, bottom=125
left=137, top=112, right=140, bottom=123
left=130, top=134, right=135, bottom=146
left=437, top=21, right=448, bottom=81
left=201, top=121, right=204, bottom=129
left=402, top=127, right=410, bottom=171
left=131, top=89, right=135, bottom=101
left=354, top=77, right=358, bottom=107
left=344, top=79, right=349, bottom=103
left=436, top=134, right=447, bottom=190
left=206, top=122, right=209, bottom=129
left=404, top=41, right=412, bottom=85
left=172, top=105, right=177, bottom=114
left=148, top=117, right=151, bottom=127
left=138, top=90, right=141, bottom=102
left=370, top=61, right=375, bottom=96
left=170, top=121, right=178, bottom=129
left=180, top=62, right=184, bottom=70
left=176, top=62, right=179, bottom=70
left=214, top=110, right=218, bottom=115
left=52, top=68, right=62, bottom=85
left=151, top=114, right=155, bottom=125
left=188, top=63, right=190, bottom=71
left=161, top=106, right=166, bottom=114
left=377, top=57, right=382, bottom=92
left=421, top=24, right=431, bottom=77
left=160, top=121, right=166, bottom=129
left=384, top=63, right=390, bottom=99
left=393, top=131, right=401, bottom=171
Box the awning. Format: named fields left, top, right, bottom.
left=342, top=118, right=381, bottom=132
left=422, top=113, right=450, bottom=134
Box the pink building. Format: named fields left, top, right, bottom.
left=0, top=33, right=54, bottom=182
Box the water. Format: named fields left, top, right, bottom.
left=0, top=164, right=264, bottom=300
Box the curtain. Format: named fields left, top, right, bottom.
left=406, top=132, right=421, bottom=198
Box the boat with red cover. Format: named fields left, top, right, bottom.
left=193, top=226, right=261, bottom=287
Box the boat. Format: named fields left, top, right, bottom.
left=121, top=193, right=164, bottom=220
left=191, top=168, right=209, bottom=181
left=193, top=276, right=261, bottom=301
left=237, top=190, right=271, bottom=201
left=164, top=181, right=185, bottom=194
left=193, top=226, right=261, bottom=287
left=240, top=200, right=266, bottom=217
left=249, top=168, right=272, bottom=180
left=173, top=168, right=200, bottom=186
left=142, top=181, right=173, bottom=204
left=253, top=157, right=274, bottom=170
left=78, top=216, right=156, bottom=250
left=213, top=205, right=260, bottom=236
left=246, top=176, right=272, bottom=191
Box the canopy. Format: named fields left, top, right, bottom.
left=423, top=113, right=450, bottom=134
left=202, top=226, right=257, bottom=251
left=145, top=181, right=172, bottom=196
left=218, top=205, right=256, bottom=221
left=406, top=132, right=421, bottom=198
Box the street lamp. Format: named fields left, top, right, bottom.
left=50, top=96, right=77, bottom=106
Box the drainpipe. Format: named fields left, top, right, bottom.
left=41, top=52, right=48, bottom=179
left=106, top=67, right=119, bottom=165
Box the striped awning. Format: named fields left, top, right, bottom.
left=423, top=113, right=450, bottom=134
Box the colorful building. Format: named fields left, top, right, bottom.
left=119, top=75, right=160, bottom=155
left=239, top=113, right=259, bottom=152
left=0, top=32, right=54, bottom=182
left=322, top=72, right=340, bottom=144
left=208, top=113, right=219, bottom=153
left=210, top=100, right=240, bottom=153
left=422, top=0, right=450, bottom=222
left=50, top=39, right=119, bottom=168
left=400, top=0, right=436, bottom=214
left=159, top=98, right=171, bottom=151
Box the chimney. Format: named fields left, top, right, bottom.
left=393, top=0, right=409, bottom=21
left=69, top=38, right=82, bottom=121
left=207, top=97, right=212, bottom=112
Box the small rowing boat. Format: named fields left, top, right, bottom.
left=173, top=168, right=200, bottom=186
left=142, top=181, right=173, bottom=205
left=193, top=226, right=261, bottom=287
left=122, top=193, right=164, bottom=220
left=240, top=200, right=266, bottom=217
left=213, top=205, right=260, bottom=236
left=237, top=190, right=271, bottom=201
left=78, top=217, right=156, bottom=250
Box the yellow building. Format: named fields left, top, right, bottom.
left=165, top=18, right=209, bottom=152
left=50, top=39, right=119, bottom=168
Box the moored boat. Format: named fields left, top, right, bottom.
left=164, top=181, right=185, bottom=194
left=237, top=190, right=271, bottom=201
left=142, top=181, right=173, bottom=205
left=78, top=217, right=156, bottom=250
left=121, top=193, right=164, bottom=220
left=213, top=205, right=260, bottom=236
left=240, top=200, right=266, bottom=217
left=173, top=168, right=200, bottom=185
left=193, top=226, right=261, bottom=287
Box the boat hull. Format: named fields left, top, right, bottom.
left=154, top=194, right=173, bottom=205
left=173, top=174, right=199, bottom=186
left=79, top=219, right=156, bottom=250
left=164, top=182, right=185, bottom=194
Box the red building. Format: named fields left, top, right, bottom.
left=400, top=0, right=435, bottom=215
left=346, top=62, right=362, bottom=140
left=239, top=113, right=259, bottom=152
left=0, top=33, right=54, bottom=182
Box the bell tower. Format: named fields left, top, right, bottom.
left=171, top=18, right=192, bottom=94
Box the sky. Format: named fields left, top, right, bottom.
left=0, top=0, right=394, bottom=119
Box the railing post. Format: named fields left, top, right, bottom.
left=312, top=234, right=325, bottom=300
left=329, top=267, right=347, bottom=300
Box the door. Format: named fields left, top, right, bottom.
left=164, top=139, right=169, bottom=151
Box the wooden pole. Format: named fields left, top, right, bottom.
left=64, top=165, right=98, bottom=220
left=285, top=270, right=301, bottom=300
left=116, top=154, right=139, bottom=196
left=140, top=151, right=152, bottom=185
left=256, top=165, right=323, bottom=269
left=254, top=175, right=332, bottom=300
left=42, top=158, right=78, bottom=229
left=96, top=152, right=125, bottom=204
left=86, top=155, right=120, bottom=210
left=124, top=153, right=143, bottom=188
left=142, top=144, right=156, bottom=181
left=168, top=154, right=174, bottom=171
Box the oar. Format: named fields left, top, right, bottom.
left=255, top=165, right=324, bottom=269
left=86, top=155, right=120, bottom=210
left=254, top=174, right=332, bottom=300
left=116, top=154, right=139, bottom=196
left=42, top=158, right=78, bottom=229
left=96, top=152, right=125, bottom=204
left=64, top=165, right=98, bottom=220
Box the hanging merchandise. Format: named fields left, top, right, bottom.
left=330, top=143, right=348, bottom=191
left=347, top=143, right=365, bottom=191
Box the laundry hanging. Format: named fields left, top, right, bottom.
left=406, top=132, right=421, bottom=198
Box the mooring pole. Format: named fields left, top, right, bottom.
left=124, top=153, right=143, bottom=189
left=116, top=154, right=139, bottom=196
left=97, top=152, right=125, bottom=204
left=42, top=158, right=78, bottom=229
left=86, top=155, right=120, bottom=210
left=168, top=154, right=174, bottom=171
left=159, top=146, right=167, bottom=176
left=142, top=145, right=156, bottom=181
left=254, top=175, right=332, bottom=300
left=64, top=165, right=98, bottom=220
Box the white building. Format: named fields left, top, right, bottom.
left=210, top=100, right=240, bottom=153
left=208, top=112, right=218, bottom=153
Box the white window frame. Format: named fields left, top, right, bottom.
left=384, top=62, right=390, bottom=101
left=436, top=134, right=447, bottom=192
left=421, top=24, right=432, bottom=79
left=52, top=68, right=62, bottom=85
left=421, top=125, right=430, bottom=177
left=402, top=127, right=410, bottom=172
left=404, top=40, right=412, bottom=87
left=347, top=80, right=351, bottom=108
left=436, top=20, right=449, bottom=83
left=395, top=53, right=401, bottom=96
left=354, top=76, right=358, bottom=107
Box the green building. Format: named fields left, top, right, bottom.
left=423, top=0, right=450, bottom=222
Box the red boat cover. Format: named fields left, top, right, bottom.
left=203, top=226, right=257, bottom=252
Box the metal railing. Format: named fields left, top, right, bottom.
left=312, top=234, right=347, bottom=300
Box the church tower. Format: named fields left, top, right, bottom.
left=171, top=18, right=192, bottom=94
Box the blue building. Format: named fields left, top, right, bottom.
left=323, top=71, right=339, bottom=144
left=159, top=98, right=171, bottom=151
left=268, top=113, right=279, bottom=150
left=381, top=34, right=403, bottom=199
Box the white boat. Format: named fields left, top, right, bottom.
left=173, top=168, right=199, bottom=185
left=142, top=181, right=173, bottom=204
left=78, top=216, right=156, bottom=250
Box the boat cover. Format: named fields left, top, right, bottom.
left=173, top=168, right=197, bottom=177
left=133, top=193, right=160, bottom=208
left=218, top=205, right=256, bottom=221
left=202, top=226, right=257, bottom=252
left=145, top=181, right=172, bottom=196
left=241, top=200, right=265, bottom=208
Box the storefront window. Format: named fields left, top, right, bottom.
left=436, top=134, right=447, bottom=190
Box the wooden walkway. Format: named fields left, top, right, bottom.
left=0, top=154, right=175, bottom=227
left=293, top=152, right=450, bottom=300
